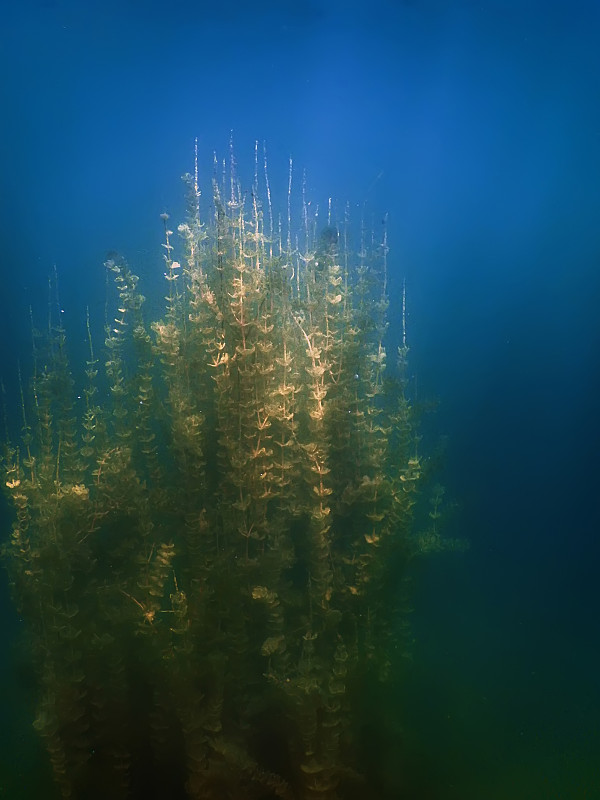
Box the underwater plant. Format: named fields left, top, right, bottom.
left=2, top=141, right=459, bottom=799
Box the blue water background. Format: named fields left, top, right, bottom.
left=1, top=1, right=599, bottom=797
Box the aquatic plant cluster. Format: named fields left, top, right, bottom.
left=2, top=143, right=455, bottom=799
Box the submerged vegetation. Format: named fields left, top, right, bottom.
left=2, top=142, right=460, bottom=799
